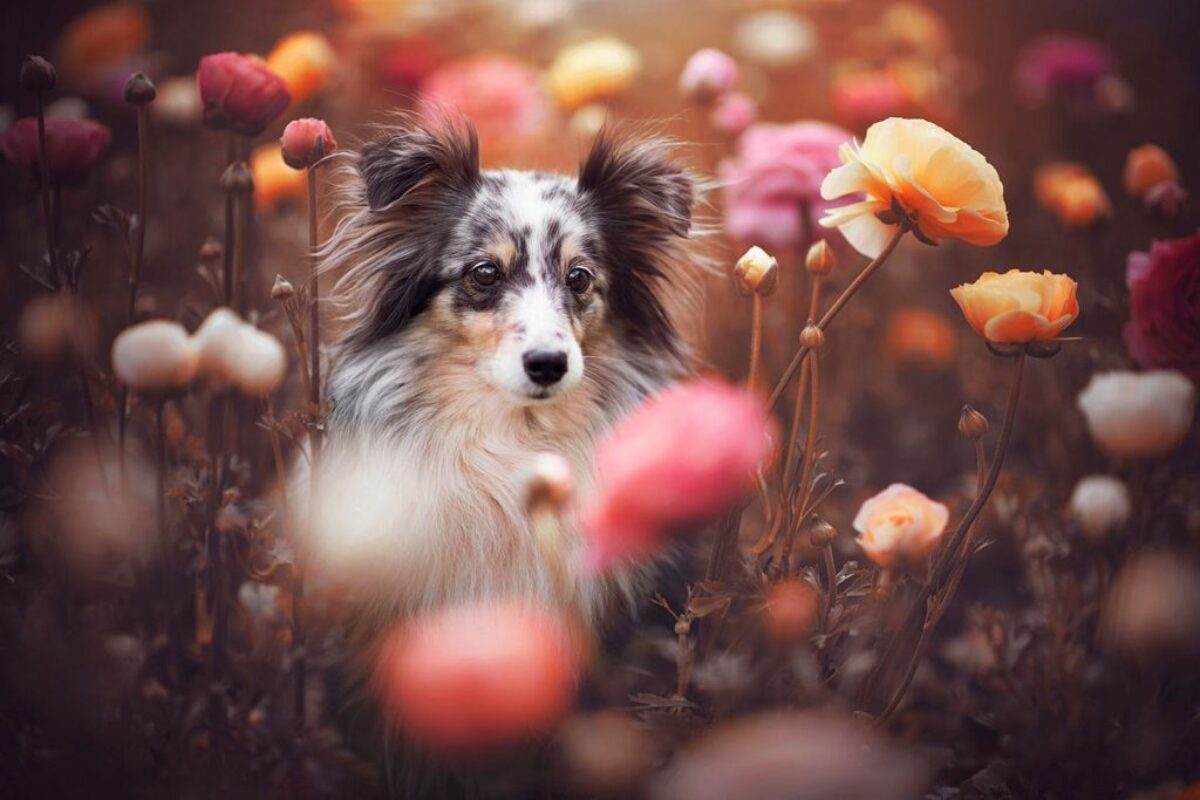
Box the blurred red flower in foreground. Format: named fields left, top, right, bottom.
left=196, top=52, right=291, bottom=136
left=1125, top=233, right=1200, bottom=382
left=721, top=122, right=852, bottom=251
left=581, top=379, right=775, bottom=569
left=1, top=117, right=111, bottom=186
left=374, top=602, right=580, bottom=753
left=419, top=53, right=549, bottom=146
left=280, top=118, right=337, bottom=169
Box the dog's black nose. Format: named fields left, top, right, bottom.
left=523, top=350, right=568, bottom=386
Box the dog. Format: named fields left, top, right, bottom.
left=303, top=115, right=702, bottom=646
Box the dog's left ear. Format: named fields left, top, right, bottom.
left=577, top=127, right=694, bottom=245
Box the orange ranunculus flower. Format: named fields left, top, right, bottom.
left=883, top=307, right=956, bottom=364
left=1123, top=144, right=1179, bottom=200
left=546, top=37, right=641, bottom=109
left=853, top=483, right=949, bottom=568
left=250, top=143, right=306, bottom=211
left=266, top=32, right=337, bottom=104
left=57, top=3, right=150, bottom=86
left=950, top=269, right=1078, bottom=344
left=1034, top=162, right=1111, bottom=227
left=820, top=117, right=1008, bottom=258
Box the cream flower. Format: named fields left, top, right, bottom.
left=194, top=307, right=287, bottom=396
left=733, top=245, right=778, bottom=295
left=111, top=320, right=198, bottom=392
left=1077, top=370, right=1196, bottom=459
left=1068, top=475, right=1131, bottom=540
left=950, top=269, right=1078, bottom=343
left=546, top=37, right=641, bottom=109
left=820, top=117, right=1009, bottom=257
left=853, top=483, right=950, bottom=568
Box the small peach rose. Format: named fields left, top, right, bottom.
left=820, top=117, right=1008, bottom=257
left=853, top=483, right=950, bottom=568
left=546, top=37, right=641, bottom=109
left=950, top=269, right=1078, bottom=344
left=1034, top=162, right=1111, bottom=227
left=1123, top=144, right=1179, bottom=200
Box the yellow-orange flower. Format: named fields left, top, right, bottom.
left=250, top=143, right=305, bottom=211
left=546, top=37, right=641, bottom=109
left=950, top=269, right=1078, bottom=344
left=266, top=32, right=337, bottom=104
left=1123, top=144, right=1179, bottom=199
left=883, top=307, right=956, bottom=364
left=853, top=483, right=949, bottom=568
left=57, top=3, right=150, bottom=86
left=1034, top=162, right=1111, bottom=227
left=820, top=117, right=1008, bottom=258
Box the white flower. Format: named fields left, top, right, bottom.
left=194, top=307, right=287, bottom=396
left=1068, top=475, right=1131, bottom=540
left=111, top=320, right=198, bottom=391
left=1077, top=370, right=1196, bottom=458
left=734, top=11, right=817, bottom=68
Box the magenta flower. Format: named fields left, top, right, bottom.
left=1014, top=35, right=1114, bottom=110
left=679, top=48, right=738, bottom=102
left=1125, top=233, right=1200, bottom=382
left=0, top=117, right=111, bottom=186
left=197, top=52, right=291, bottom=136
left=721, top=121, right=852, bottom=251
left=580, top=379, right=775, bottom=569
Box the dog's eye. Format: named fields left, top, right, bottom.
left=468, top=261, right=501, bottom=288
left=566, top=266, right=594, bottom=295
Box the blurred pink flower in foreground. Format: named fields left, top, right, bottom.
left=280, top=117, right=337, bottom=169
left=1125, top=233, right=1200, bottom=382
left=1, top=117, right=111, bottom=186
left=419, top=54, right=549, bottom=145
left=374, top=601, right=580, bottom=753
left=1014, top=34, right=1114, bottom=110
left=721, top=121, right=852, bottom=251
left=709, top=91, right=757, bottom=136
left=678, top=48, right=738, bottom=102
left=196, top=52, right=291, bottom=136
left=581, top=379, right=775, bottom=569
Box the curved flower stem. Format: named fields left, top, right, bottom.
left=751, top=358, right=810, bottom=556
left=747, top=294, right=763, bottom=389
left=780, top=351, right=820, bottom=573
left=873, top=351, right=1026, bottom=725
left=822, top=541, right=837, bottom=627
left=766, top=226, right=907, bottom=415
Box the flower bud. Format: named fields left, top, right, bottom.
left=111, top=320, right=199, bottom=392
left=733, top=245, right=778, bottom=296
left=525, top=452, right=574, bottom=512
left=271, top=274, right=295, bottom=300
left=124, top=72, right=157, bottom=105
left=199, top=236, right=223, bottom=264
left=805, top=239, right=835, bottom=275
left=20, top=55, right=57, bottom=93
left=799, top=322, right=825, bottom=349
left=808, top=516, right=836, bottom=547
left=674, top=618, right=691, bottom=636
left=1068, top=475, right=1131, bottom=541
left=957, top=404, right=989, bottom=440
left=763, top=579, right=818, bottom=643
left=280, top=117, right=337, bottom=170
left=220, top=161, right=254, bottom=195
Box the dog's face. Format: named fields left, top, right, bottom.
left=338, top=118, right=694, bottom=406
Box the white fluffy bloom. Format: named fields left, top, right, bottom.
left=1077, top=370, right=1196, bottom=459
left=734, top=10, right=817, bottom=68
left=194, top=307, right=287, bottom=396
left=111, top=320, right=198, bottom=391
left=1068, top=475, right=1131, bottom=540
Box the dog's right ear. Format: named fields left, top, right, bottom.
left=358, top=118, right=480, bottom=210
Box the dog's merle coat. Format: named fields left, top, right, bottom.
left=307, top=116, right=700, bottom=638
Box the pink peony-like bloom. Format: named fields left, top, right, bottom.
left=1125, top=233, right=1200, bottom=382
left=830, top=70, right=911, bottom=131
left=280, top=117, right=337, bottom=169
left=1, top=117, right=111, bottom=186
left=709, top=91, right=757, bottom=136
left=721, top=121, right=852, bottom=251
left=679, top=48, right=738, bottom=102
left=1014, top=35, right=1114, bottom=110
left=374, top=601, right=580, bottom=753
left=580, top=379, right=775, bottom=569
left=419, top=53, right=549, bottom=145
left=197, top=52, right=291, bottom=137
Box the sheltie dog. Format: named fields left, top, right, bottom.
left=306, top=115, right=702, bottom=641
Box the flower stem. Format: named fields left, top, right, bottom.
left=747, top=294, right=763, bottom=389
left=780, top=351, right=820, bottom=573
left=32, top=91, right=59, bottom=278
left=751, top=357, right=810, bottom=556
left=119, top=102, right=151, bottom=484
left=222, top=133, right=236, bottom=307
left=766, top=226, right=907, bottom=415
left=155, top=399, right=169, bottom=577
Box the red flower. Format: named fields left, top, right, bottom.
left=1125, top=232, right=1200, bottom=382
left=580, top=379, right=775, bottom=569
left=0, top=117, right=111, bottom=186
left=196, top=52, right=291, bottom=137
left=374, top=602, right=580, bottom=753
left=280, top=118, right=336, bottom=169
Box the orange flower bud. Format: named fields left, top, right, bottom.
left=1123, top=144, right=1179, bottom=200
left=804, top=239, right=835, bottom=275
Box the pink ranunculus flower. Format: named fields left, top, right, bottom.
left=679, top=48, right=738, bottom=102
left=419, top=53, right=549, bottom=146
left=721, top=121, right=853, bottom=251
left=1124, top=233, right=1200, bottom=382
left=1, top=117, right=111, bottom=186
left=580, top=379, right=776, bottom=569
left=197, top=52, right=291, bottom=137
left=709, top=91, right=757, bottom=136
left=1014, top=34, right=1114, bottom=111
left=280, top=117, right=337, bottom=169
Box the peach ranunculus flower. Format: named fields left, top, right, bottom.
left=819, top=117, right=1008, bottom=258
left=950, top=269, right=1078, bottom=344
left=853, top=483, right=950, bottom=568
